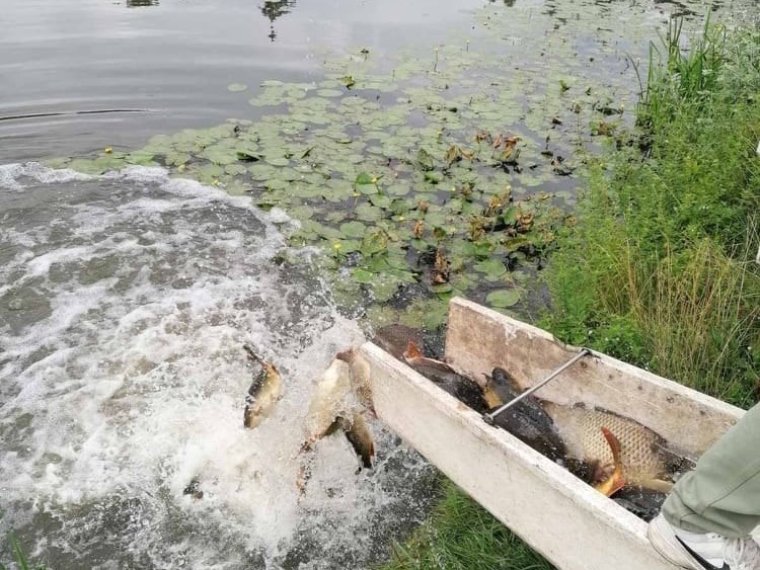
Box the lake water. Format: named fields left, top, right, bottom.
left=0, top=0, right=755, bottom=568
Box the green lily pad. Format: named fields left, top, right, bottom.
left=475, top=258, right=507, bottom=279
left=340, top=221, right=367, bottom=239
left=355, top=172, right=376, bottom=185
left=352, top=268, right=375, bottom=284
left=166, top=152, right=191, bottom=166
left=317, top=89, right=343, bottom=98
left=44, top=157, right=71, bottom=169
left=291, top=205, right=315, bottom=220
left=429, top=283, right=453, bottom=294
left=371, top=279, right=400, bottom=303
left=486, top=289, right=522, bottom=308
left=333, top=239, right=362, bottom=253
left=502, top=206, right=519, bottom=224
left=224, top=180, right=252, bottom=196
left=424, top=211, right=447, bottom=227
left=387, top=183, right=411, bottom=196
left=221, top=165, right=246, bottom=179
left=200, top=145, right=237, bottom=165
left=126, top=151, right=156, bottom=166
left=67, top=158, right=108, bottom=175
left=356, top=203, right=382, bottom=222
left=369, top=194, right=392, bottom=209
left=424, top=171, right=443, bottom=184
left=228, top=83, right=248, bottom=92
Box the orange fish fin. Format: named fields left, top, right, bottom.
left=403, top=340, right=423, bottom=360
left=594, top=427, right=626, bottom=497
left=601, top=427, right=621, bottom=462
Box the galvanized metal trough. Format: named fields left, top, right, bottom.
left=359, top=297, right=746, bottom=570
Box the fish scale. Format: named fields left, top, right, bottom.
left=543, top=402, right=677, bottom=490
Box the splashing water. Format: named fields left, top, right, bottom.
left=0, top=164, right=435, bottom=569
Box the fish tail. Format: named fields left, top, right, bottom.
left=243, top=344, right=266, bottom=366
left=243, top=403, right=257, bottom=429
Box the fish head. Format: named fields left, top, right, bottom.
left=488, top=367, right=522, bottom=400
left=402, top=340, right=423, bottom=362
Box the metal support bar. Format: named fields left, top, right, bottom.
left=484, top=348, right=591, bottom=424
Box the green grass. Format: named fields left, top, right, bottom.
left=380, top=480, right=553, bottom=570
left=0, top=534, right=45, bottom=570
left=544, top=21, right=760, bottom=407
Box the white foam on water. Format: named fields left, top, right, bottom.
left=0, top=164, right=432, bottom=569
left=0, top=162, right=92, bottom=191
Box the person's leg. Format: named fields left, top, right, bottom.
left=648, top=403, right=760, bottom=569
left=663, top=403, right=760, bottom=537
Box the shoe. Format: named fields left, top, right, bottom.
left=648, top=514, right=760, bottom=570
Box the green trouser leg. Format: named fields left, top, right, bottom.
left=663, top=403, right=760, bottom=538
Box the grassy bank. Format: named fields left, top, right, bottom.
left=544, top=19, right=760, bottom=407
left=382, top=20, right=760, bottom=570
left=384, top=480, right=552, bottom=570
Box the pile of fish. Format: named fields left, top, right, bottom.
left=374, top=325, right=692, bottom=522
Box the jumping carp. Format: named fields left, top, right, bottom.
left=299, top=355, right=376, bottom=494
left=302, top=357, right=354, bottom=446
left=243, top=345, right=283, bottom=429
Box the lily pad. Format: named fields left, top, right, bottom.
left=340, top=221, right=367, bottom=239
left=369, top=194, right=392, bottom=209
left=424, top=171, right=443, bottom=184
left=387, top=183, right=411, bottom=196
left=486, top=289, right=522, bottom=308
left=317, top=89, right=343, bottom=98
left=474, top=258, right=507, bottom=279
left=352, top=268, right=375, bottom=284
left=228, top=83, right=248, bottom=92
left=371, top=279, right=400, bottom=303
left=356, top=203, right=382, bottom=222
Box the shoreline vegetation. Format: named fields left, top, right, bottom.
left=380, top=19, right=760, bottom=570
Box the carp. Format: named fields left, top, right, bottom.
left=298, top=355, right=377, bottom=494
left=484, top=367, right=567, bottom=462
left=302, top=357, right=354, bottom=447
left=372, top=324, right=424, bottom=362
left=403, top=341, right=488, bottom=413
left=243, top=345, right=283, bottom=429
left=542, top=401, right=686, bottom=493
left=337, top=348, right=374, bottom=416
